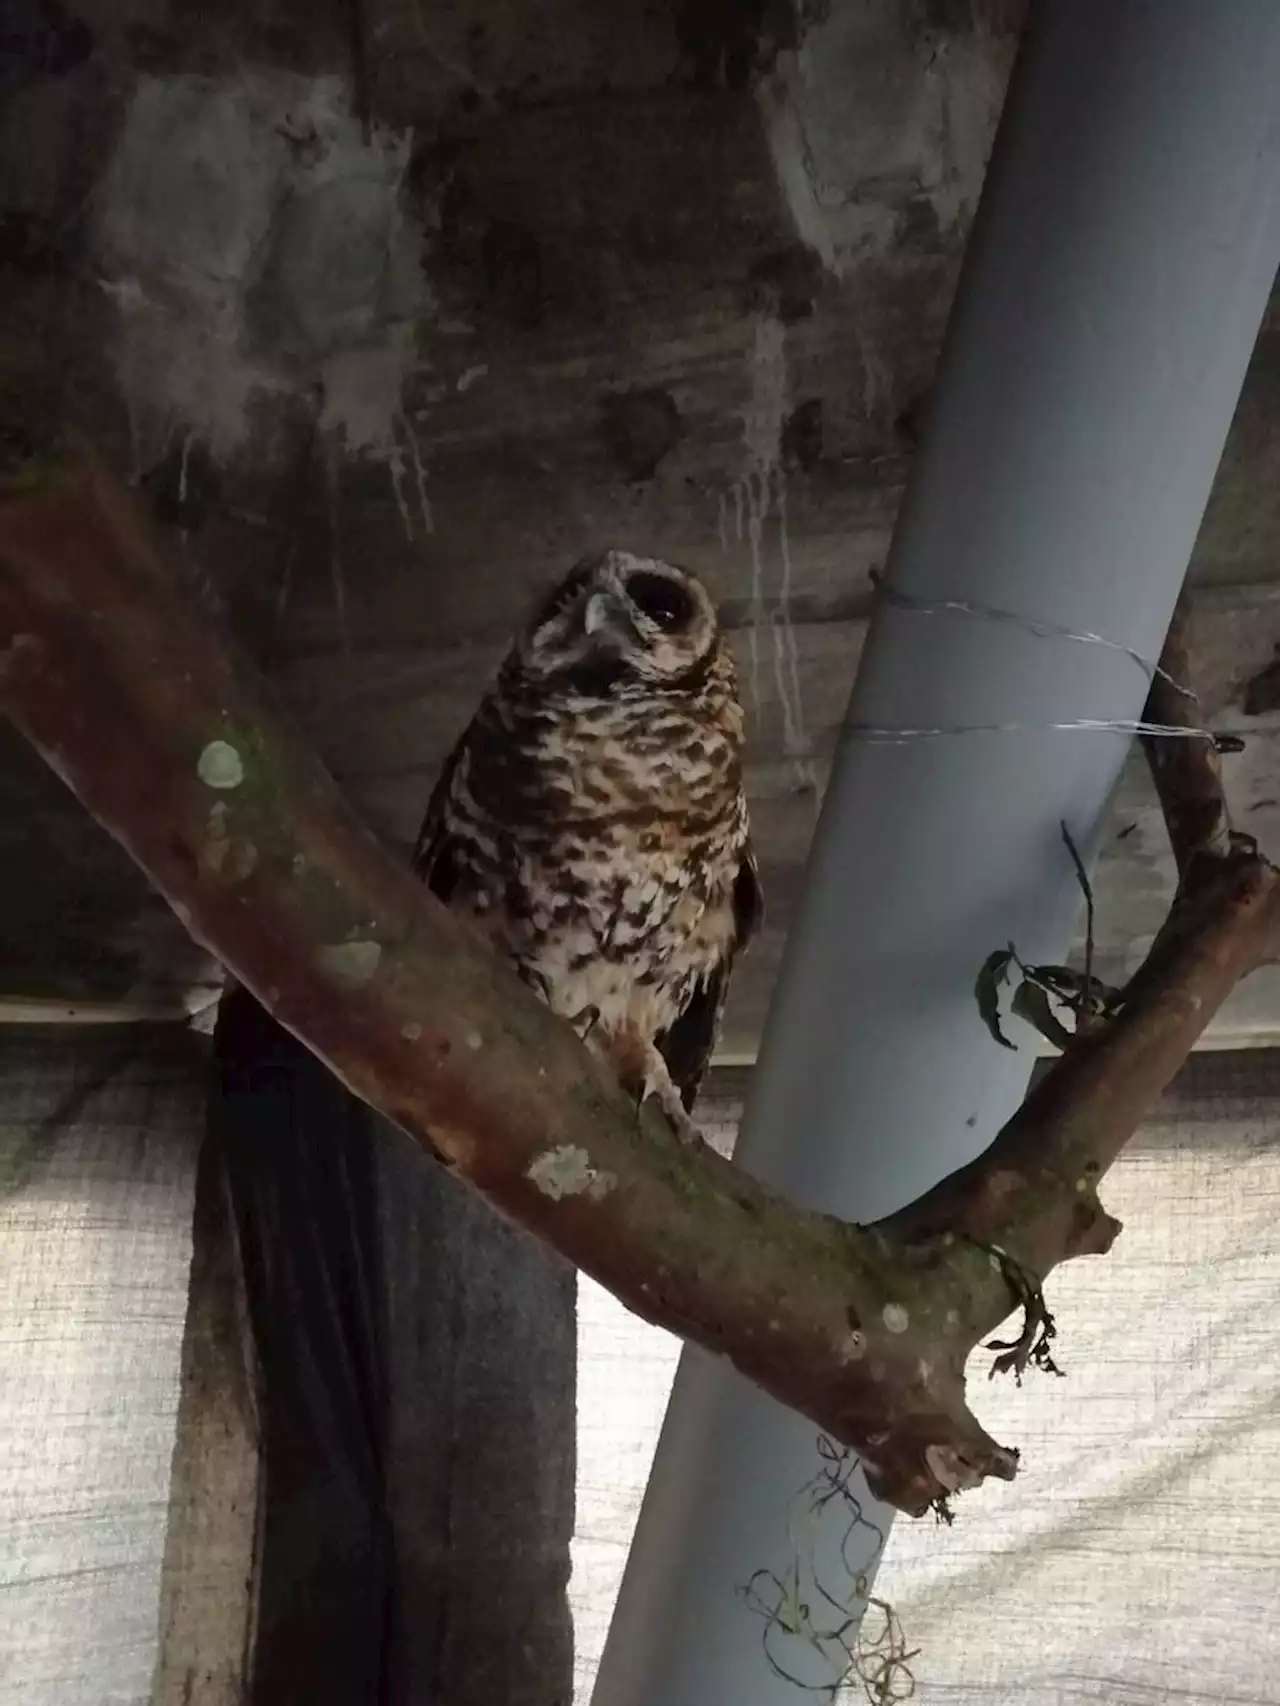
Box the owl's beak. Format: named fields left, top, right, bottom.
left=582, top=589, right=636, bottom=644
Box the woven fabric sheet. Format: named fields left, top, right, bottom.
left=571, top=1056, right=1280, bottom=1706
left=0, top=1027, right=204, bottom=1706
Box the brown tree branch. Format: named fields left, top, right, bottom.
left=1140, top=601, right=1237, bottom=879
left=883, top=605, right=1280, bottom=1276
left=3, top=443, right=1278, bottom=1518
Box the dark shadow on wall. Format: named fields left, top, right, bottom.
left=211, top=988, right=576, bottom=1706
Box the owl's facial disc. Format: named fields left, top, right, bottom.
left=519, top=551, right=718, bottom=692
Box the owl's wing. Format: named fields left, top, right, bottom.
left=410, top=720, right=472, bottom=900
left=655, top=844, right=764, bottom=1113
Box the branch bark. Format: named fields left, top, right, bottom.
left=3, top=443, right=1278, bottom=1518
left=1140, top=601, right=1238, bottom=879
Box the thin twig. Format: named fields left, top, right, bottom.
left=1059, top=821, right=1095, bottom=1010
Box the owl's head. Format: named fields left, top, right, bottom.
left=514, top=550, right=720, bottom=694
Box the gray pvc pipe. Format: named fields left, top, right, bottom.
left=591, top=4, right=1280, bottom=1703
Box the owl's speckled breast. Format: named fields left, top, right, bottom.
left=443, top=641, right=749, bottom=1038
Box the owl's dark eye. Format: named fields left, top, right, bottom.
left=627, top=571, right=695, bottom=632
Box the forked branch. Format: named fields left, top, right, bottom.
left=2, top=441, right=1278, bottom=1516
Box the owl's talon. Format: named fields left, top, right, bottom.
left=643, top=1055, right=705, bottom=1149
left=662, top=1101, right=705, bottom=1149
left=572, top=1004, right=602, bottom=1041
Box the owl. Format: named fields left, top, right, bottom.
left=412, top=549, right=762, bottom=1135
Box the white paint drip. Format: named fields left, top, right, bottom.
left=0, top=635, right=42, bottom=686
left=742, top=314, right=789, bottom=471
left=772, top=478, right=811, bottom=777
left=177, top=429, right=193, bottom=549
left=123, top=388, right=143, bottom=484
left=385, top=439, right=415, bottom=541
left=98, top=275, right=150, bottom=313
left=854, top=321, right=893, bottom=423
left=722, top=315, right=816, bottom=791
left=738, top=318, right=780, bottom=725
left=321, top=448, right=351, bottom=651
left=742, top=467, right=767, bottom=722
left=398, top=409, right=434, bottom=535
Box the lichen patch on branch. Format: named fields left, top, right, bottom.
left=527, top=1144, right=616, bottom=1201
left=316, top=938, right=384, bottom=988
left=197, top=738, right=244, bottom=789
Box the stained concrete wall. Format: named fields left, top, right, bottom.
left=5, top=0, right=1280, bottom=1051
